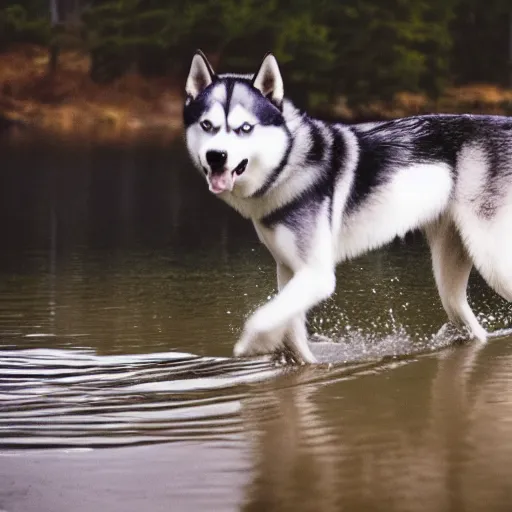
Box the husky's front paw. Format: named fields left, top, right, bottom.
left=233, top=332, right=265, bottom=358
left=233, top=317, right=284, bottom=358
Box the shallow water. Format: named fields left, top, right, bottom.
left=1, top=135, right=512, bottom=511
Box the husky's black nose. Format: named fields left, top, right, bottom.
left=206, top=150, right=227, bottom=172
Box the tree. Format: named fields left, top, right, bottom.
left=48, top=0, right=59, bottom=74
left=0, top=1, right=50, bottom=50
left=2, top=0, right=512, bottom=110
left=451, top=0, right=511, bottom=86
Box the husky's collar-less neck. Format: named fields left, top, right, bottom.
left=251, top=128, right=293, bottom=198
left=250, top=100, right=307, bottom=198
left=221, top=110, right=353, bottom=224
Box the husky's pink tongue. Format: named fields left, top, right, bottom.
left=209, top=172, right=235, bottom=194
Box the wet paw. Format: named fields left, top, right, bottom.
left=434, top=322, right=487, bottom=345
left=233, top=326, right=283, bottom=358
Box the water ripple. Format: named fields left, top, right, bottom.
left=0, top=348, right=281, bottom=449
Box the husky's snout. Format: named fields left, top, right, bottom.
left=205, top=152, right=249, bottom=195
left=205, top=149, right=232, bottom=194
left=206, top=150, right=227, bottom=172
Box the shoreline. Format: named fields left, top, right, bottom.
left=0, top=45, right=184, bottom=141
left=1, top=45, right=512, bottom=141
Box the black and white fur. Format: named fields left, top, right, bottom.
left=184, top=50, right=512, bottom=363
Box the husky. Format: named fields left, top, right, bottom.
left=183, top=50, right=512, bottom=364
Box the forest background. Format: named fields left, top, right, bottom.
left=1, top=0, right=512, bottom=136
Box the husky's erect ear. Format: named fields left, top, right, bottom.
left=252, top=53, right=284, bottom=108
left=185, top=50, right=215, bottom=100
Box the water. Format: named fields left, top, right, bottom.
left=1, top=133, right=512, bottom=511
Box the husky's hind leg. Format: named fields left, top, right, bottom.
left=452, top=143, right=512, bottom=304
left=425, top=218, right=487, bottom=342
left=455, top=207, right=512, bottom=303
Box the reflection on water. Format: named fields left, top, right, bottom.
left=241, top=339, right=512, bottom=512
left=1, top=136, right=512, bottom=511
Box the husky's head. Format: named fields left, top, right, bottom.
left=183, top=51, right=290, bottom=197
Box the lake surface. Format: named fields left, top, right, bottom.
left=1, top=132, right=512, bottom=512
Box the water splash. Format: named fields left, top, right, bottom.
left=310, top=290, right=512, bottom=365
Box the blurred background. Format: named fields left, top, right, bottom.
left=1, top=0, right=512, bottom=137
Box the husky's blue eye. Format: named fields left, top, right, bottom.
left=236, top=122, right=254, bottom=135
left=200, top=120, right=213, bottom=132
